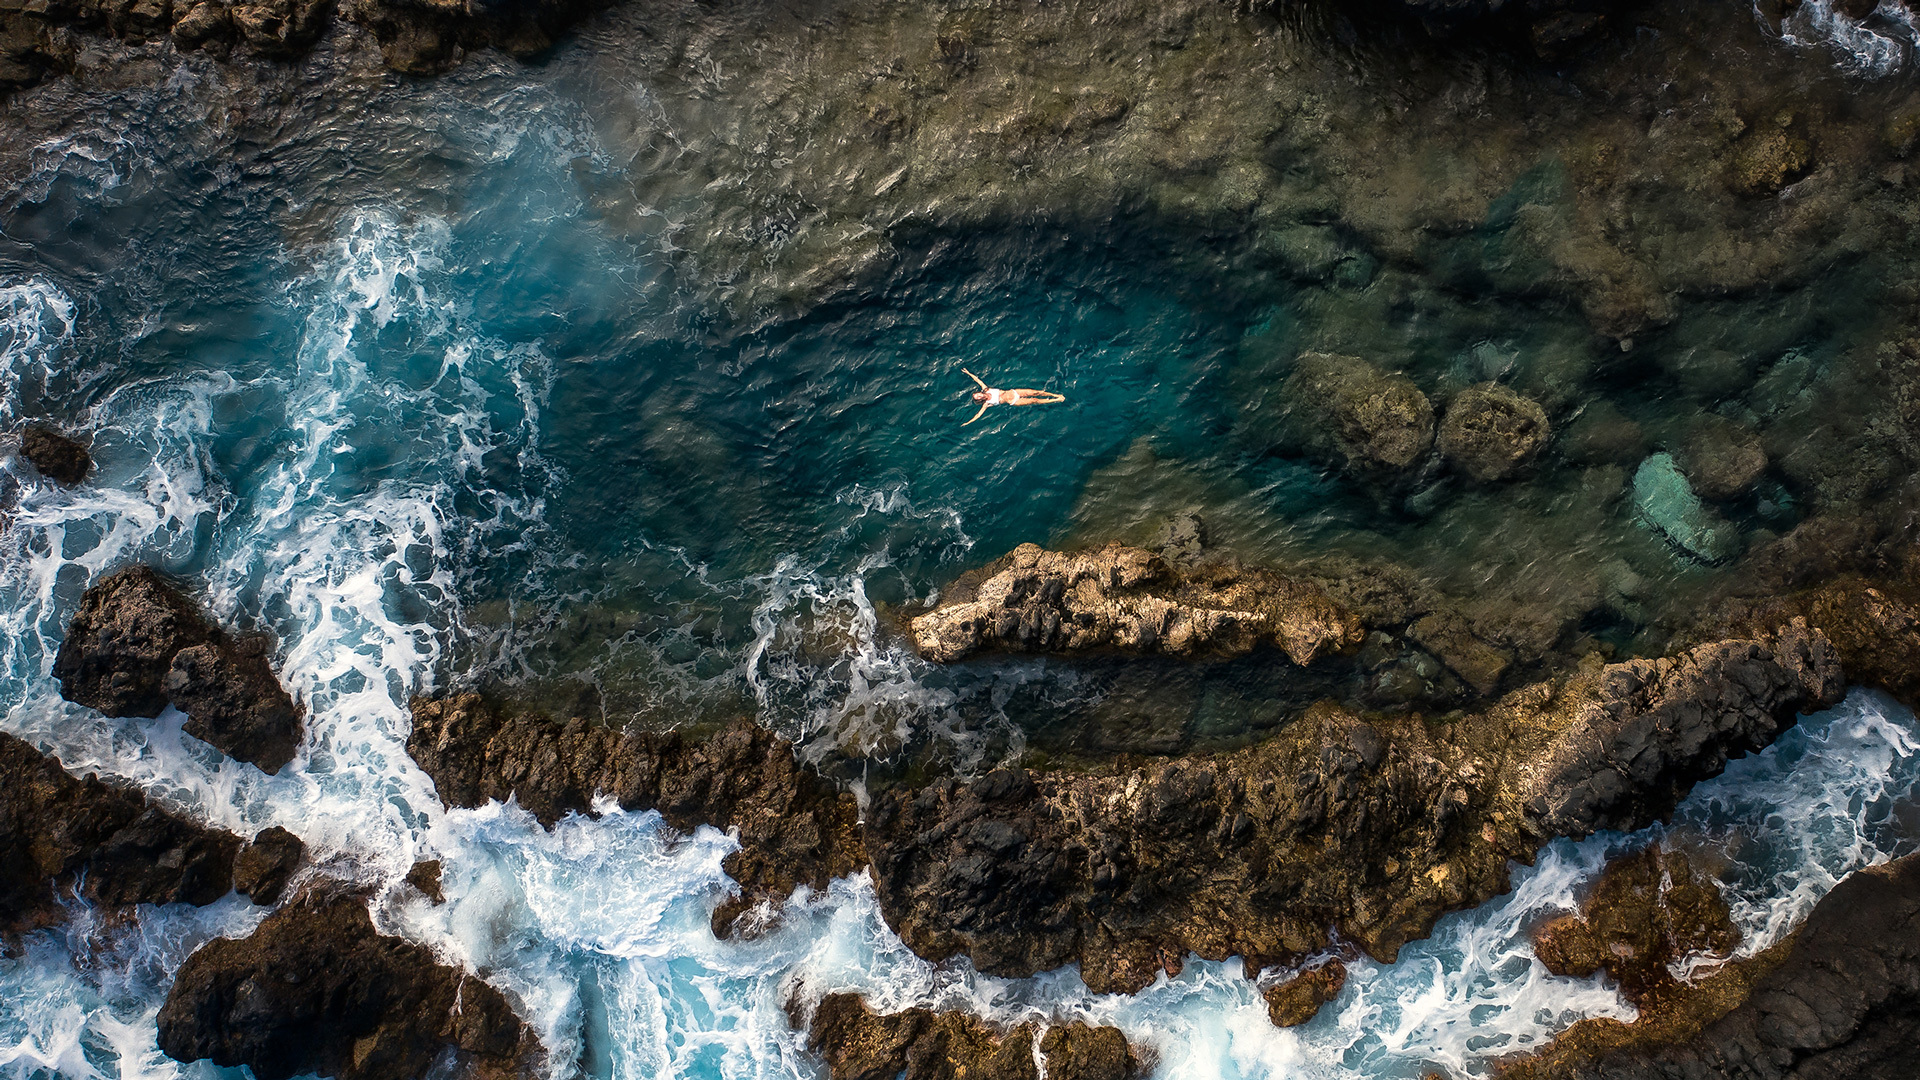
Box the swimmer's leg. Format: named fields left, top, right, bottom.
left=1035, top=391, right=1066, bottom=403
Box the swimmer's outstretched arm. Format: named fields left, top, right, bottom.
left=962, top=368, right=990, bottom=391
left=962, top=400, right=992, bottom=426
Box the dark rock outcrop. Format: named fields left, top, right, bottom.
left=157, top=893, right=539, bottom=1080
left=230, top=826, right=304, bottom=906
left=1438, top=383, right=1551, bottom=482
left=405, top=858, right=445, bottom=903
left=53, top=566, right=302, bottom=773
left=1265, top=961, right=1347, bottom=1027
left=792, top=992, right=1139, bottom=1080
left=1506, top=851, right=1920, bottom=1080
left=406, top=695, right=863, bottom=935
left=1284, top=352, right=1436, bottom=471
left=19, top=425, right=90, bottom=485
left=863, top=622, right=1840, bottom=996
left=907, top=542, right=1365, bottom=666
left=0, top=731, right=246, bottom=940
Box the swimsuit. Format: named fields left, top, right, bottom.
left=986, top=389, right=1004, bottom=404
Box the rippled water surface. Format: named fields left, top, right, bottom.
left=3, top=4, right=1920, bottom=1078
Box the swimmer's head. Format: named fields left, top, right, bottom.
left=972, top=391, right=987, bottom=402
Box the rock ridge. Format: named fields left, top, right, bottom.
left=791, top=991, right=1140, bottom=1080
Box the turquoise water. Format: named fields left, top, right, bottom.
left=1, top=14, right=1918, bottom=1080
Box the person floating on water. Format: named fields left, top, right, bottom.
left=961, top=368, right=1066, bottom=426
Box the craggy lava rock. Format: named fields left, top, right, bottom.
left=0, top=731, right=246, bottom=940
left=1439, top=383, right=1551, bottom=482
left=407, top=695, right=863, bottom=935
left=53, top=566, right=302, bottom=773
left=793, top=992, right=1139, bottom=1080
left=19, top=425, right=90, bottom=485
left=1531, top=844, right=1739, bottom=1006
left=1265, top=961, right=1348, bottom=1027
left=157, top=893, right=540, bottom=1080
left=1509, top=851, right=1920, bottom=1080
left=907, top=542, right=1365, bottom=665
left=230, top=826, right=305, bottom=906
left=1285, top=351, right=1436, bottom=471
left=865, top=622, right=1839, bottom=996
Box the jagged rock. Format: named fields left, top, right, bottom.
left=864, top=622, right=1840, bottom=995
left=1531, top=844, right=1739, bottom=1006
left=907, top=543, right=1365, bottom=665
left=0, top=731, right=246, bottom=940
left=1507, top=851, right=1920, bottom=1080
left=1729, top=122, right=1813, bottom=196
left=1265, top=961, right=1347, bottom=1027
left=53, top=567, right=303, bottom=773
left=1438, top=383, right=1551, bottom=482
left=229, top=0, right=332, bottom=55
left=169, top=1, right=233, bottom=48
left=1285, top=352, right=1436, bottom=471
left=230, top=826, right=304, bottom=906
left=405, top=858, right=445, bottom=903
left=19, top=425, right=90, bottom=485
left=792, top=992, right=1139, bottom=1080
left=157, top=893, right=540, bottom=1080
left=1633, top=454, right=1743, bottom=564
left=406, top=696, right=863, bottom=935
left=1408, top=610, right=1511, bottom=695
left=1677, top=416, right=1768, bottom=500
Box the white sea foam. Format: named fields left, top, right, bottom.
left=1770, top=0, right=1920, bottom=77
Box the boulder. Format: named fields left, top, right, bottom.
left=1265, top=962, right=1348, bottom=1027
left=53, top=567, right=303, bottom=773
left=1676, top=416, right=1767, bottom=500
left=907, top=543, right=1365, bottom=665
left=1438, top=383, right=1550, bottom=482
left=230, top=826, right=304, bottom=905
left=1531, top=843, right=1739, bottom=1006
left=1285, top=352, right=1436, bottom=471
left=19, top=425, right=90, bottom=485
left=1633, top=453, right=1743, bottom=564
left=157, top=893, right=539, bottom=1080
left=792, top=992, right=1138, bottom=1080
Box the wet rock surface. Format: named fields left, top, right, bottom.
left=1265, top=961, right=1348, bottom=1027
left=1531, top=844, right=1740, bottom=1006
left=157, top=892, right=540, bottom=1080
left=1509, top=851, right=1920, bottom=1080
left=230, top=825, right=304, bottom=905
left=407, top=694, right=864, bottom=935
left=1438, top=383, right=1551, bottom=483
left=18, top=425, right=90, bottom=485
left=53, top=566, right=303, bottom=773
left=865, top=622, right=1840, bottom=995
left=0, top=731, right=248, bottom=941
left=793, top=992, right=1139, bottom=1080
left=1284, top=352, right=1436, bottom=471
left=907, top=542, right=1366, bottom=666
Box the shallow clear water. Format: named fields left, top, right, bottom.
left=2, top=11, right=1918, bottom=1080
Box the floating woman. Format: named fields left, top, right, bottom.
left=961, top=368, right=1066, bottom=426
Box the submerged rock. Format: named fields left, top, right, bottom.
left=1676, top=416, right=1768, bottom=500
left=1285, top=352, right=1436, bottom=471
left=1438, top=383, right=1551, bottom=482
left=907, top=543, right=1365, bottom=665
left=0, top=731, right=251, bottom=941
left=157, top=893, right=540, bottom=1080
left=1633, top=453, right=1743, bottom=564
left=793, top=992, right=1139, bottom=1080
left=1265, top=961, right=1348, bottom=1027
left=864, top=622, right=1840, bottom=996
left=406, top=696, right=863, bottom=936
left=1531, top=844, right=1739, bottom=1006
left=19, top=425, right=90, bottom=485
left=53, top=567, right=303, bottom=773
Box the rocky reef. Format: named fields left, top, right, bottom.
left=0, top=731, right=294, bottom=942
left=1506, top=849, right=1920, bottom=1080
left=157, top=892, right=540, bottom=1080
left=17, top=425, right=90, bottom=486
left=791, top=992, right=1139, bottom=1080
left=407, top=694, right=864, bottom=934
left=54, top=566, right=304, bottom=774
left=908, top=542, right=1366, bottom=666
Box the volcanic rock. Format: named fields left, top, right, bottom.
left=793, top=992, right=1139, bottom=1080
left=0, top=731, right=245, bottom=940
left=863, top=621, right=1840, bottom=996
left=19, top=425, right=90, bottom=485
left=406, top=696, right=863, bottom=936
left=230, top=826, right=304, bottom=906
left=1531, top=844, right=1739, bottom=1006
left=1285, top=352, right=1436, bottom=471
left=1676, top=416, right=1768, bottom=500
left=406, top=858, right=445, bottom=903
left=907, top=543, right=1365, bottom=665
left=53, top=566, right=303, bottom=773
left=157, top=893, right=540, bottom=1080
left=1265, top=961, right=1348, bottom=1027
left=1438, top=383, right=1551, bottom=482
